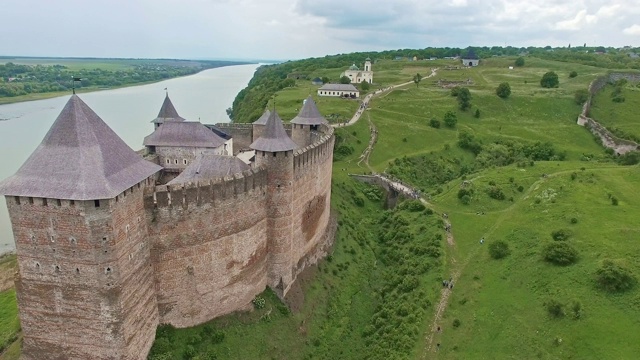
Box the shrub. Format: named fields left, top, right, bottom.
left=450, top=86, right=460, bottom=97
left=474, top=108, right=480, bottom=118
left=515, top=57, right=525, bottom=66
left=571, top=300, right=582, bottom=319
left=540, top=71, right=559, bottom=88
left=149, top=338, right=172, bottom=358
left=360, top=81, right=370, bottom=91
left=569, top=71, right=578, bottom=78
left=543, top=242, right=578, bottom=265
left=457, top=188, right=473, bottom=199
left=496, top=82, right=511, bottom=98
left=488, top=240, right=510, bottom=259
left=596, top=260, right=636, bottom=292
left=460, top=194, right=471, bottom=205
left=400, top=200, right=425, bottom=212
left=551, top=229, right=571, bottom=241
left=443, top=111, right=457, bottom=128
left=252, top=295, right=266, bottom=309
left=570, top=217, right=578, bottom=224
left=574, top=89, right=589, bottom=105
left=429, top=118, right=441, bottom=128
left=617, top=151, right=640, bottom=165
left=517, top=185, right=524, bottom=192
left=611, top=196, right=618, bottom=205
left=545, top=299, right=565, bottom=318
left=452, top=319, right=461, bottom=328
left=486, top=186, right=505, bottom=200
left=353, top=195, right=365, bottom=207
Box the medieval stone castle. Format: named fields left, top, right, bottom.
left=0, top=93, right=336, bottom=359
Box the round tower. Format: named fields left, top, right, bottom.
left=0, top=95, right=162, bottom=360
left=249, top=111, right=298, bottom=296
left=291, top=96, right=327, bottom=148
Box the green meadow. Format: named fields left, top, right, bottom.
left=1, top=53, right=638, bottom=359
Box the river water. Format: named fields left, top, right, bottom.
left=0, top=64, right=259, bottom=254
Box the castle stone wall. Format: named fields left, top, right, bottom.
left=147, top=169, right=270, bottom=328
left=7, top=178, right=157, bottom=360
left=156, top=146, right=226, bottom=170
left=214, top=124, right=253, bottom=154
left=289, top=125, right=335, bottom=286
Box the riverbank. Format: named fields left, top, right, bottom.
left=0, top=59, right=256, bottom=106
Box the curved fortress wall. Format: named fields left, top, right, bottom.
left=147, top=169, right=269, bottom=328
left=146, top=125, right=335, bottom=329
left=289, top=126, right=335, bottom=289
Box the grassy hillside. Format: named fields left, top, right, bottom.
left=589, top=82, right=640, bottom=142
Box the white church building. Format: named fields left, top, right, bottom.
left=340, top=58, right=373, bottom=84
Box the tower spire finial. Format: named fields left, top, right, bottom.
left=71, top=76, right=81, bottom=95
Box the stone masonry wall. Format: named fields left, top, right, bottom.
left=146, top=169, right=270, bottom=328
left=157, top=146, right=226, bottom=171
left=7, top=177, right=158, bottom=360
left=577, top=72, right=640, bottom=155
left=289, top=125, right=335, bottom=290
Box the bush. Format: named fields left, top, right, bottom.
left=569, top=71, right=578, bottom=78
left=496, top=82, right=511, bottom=98
left=540, top=71, right=559, bottom=88
left=429, top=118, right=440, bottom=128
left=443, top=110, right=457, bottom=128
left=574, top=89, right=589, bottom=105
left=252, top=295, right=266, bottom=309
left=360, top=81, right=370, bottom=91
left=486, top=186, right=505, bottom=200
left=400, top=200, right=425, bottom=212
left=570, top=217, right=578, bottom=224
left=544, top=299, right=565, bottom=318
left=488, top=240, right=510, bottom=259
left=551, top=229, right=571, bottom=241
left=515, top=57, right=525, bottom=67
left=452, top=319, right=461, bottom=328
left=611, top=196, right=618, bottom=205
left=450, top=86, right=460, bottom=97
left=460, top=194, right=471, bottom=205
left=596, top=260, right=636, bottom=292
left=543, top=242, right=578, bottom=265
left=474, top=108, right=480, bottom=118
left=571, top=300, right=582, bottom=319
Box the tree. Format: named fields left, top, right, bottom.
left=496, top=82, right=511, bottom=98
left=443, top=110, right=457, bottom=128
left=429, top=118, right=440, bottom=128
left=321, top=76, right=330, bottom=84
left=540, top=71, right=559, bottom=88
left=474, top=108, right=480, bottom=118
left=456, top=87, right=472, bottom=111
left=488, top=240, right=510, bottom=259
left=360, top=81, right=370, bottom=91
left=339, top=75, right=351, bottom=84
left=515, top=57, right=525, bottom=67
left=413, top=73, right=423, bottom=87
left=574, top=89, right=589, bottom=105
left=543, top=242, right=578, bottom=265
left=569, top=71, right=578, bottom=78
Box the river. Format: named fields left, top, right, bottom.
left=0, top=63, right=260, bottom=254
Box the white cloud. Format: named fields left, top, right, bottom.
left=1, top=0, right=639, bottom=60
left=623, top=24, right=640, bottom=35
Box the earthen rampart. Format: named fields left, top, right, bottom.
left=577, top=72, right=640, bottom=155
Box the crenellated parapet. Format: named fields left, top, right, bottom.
left=293, top=124, right=335, bottom=178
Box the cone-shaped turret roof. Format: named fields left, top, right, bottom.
left=151, top=93, right=185, bottom=124
left=291, top=96, right=327, bottom=125
left=167, top=154, right=250, bottom=185
left=252, top=109, right=271, bottom=125
left=0, top=95, right=161, bottom=200
left=250, top=110, right=297, bottom=152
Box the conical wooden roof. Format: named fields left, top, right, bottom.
left=0, top=95, right=161, bottom=200
left=250, top=110, right=297, bottom=152
left=151, top=93, right=185, bottom=124
left=253, top=109, right=271, bottom=125
left=291, top=96, right=326, bottom=125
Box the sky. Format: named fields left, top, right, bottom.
left=2, top=0, right=639, bottom=60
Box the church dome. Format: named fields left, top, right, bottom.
left=349, top=64, right=359, bottom=70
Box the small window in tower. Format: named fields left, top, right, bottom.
left=183, top=159, right=188, bottom=165
left=50, top=235, right=55, bottom=243
left=70, top=200, right=75, bottom=206
left=94, top=200, right=100, bottom=207
left=42, top=198, right=48, bottom=206
left=56, top=199, right=61, bottom=206
left=166, top=159, right=170, bottom=164
left=54, top=265, right=60, bottom=273
left=105, top=267, right=112, bottom=274
left=174, top=159, right=179, bottom=164
left=14, top=196, right=20, bottom=205
left=273, top=152, right=277, bottom=157
left=69, top=237, right=77, bottom=245
left=28, top=197, right=34, bottom=204
left=35, top=262, right=40, bottom=270
left=75, top=268, right=80, bottom=274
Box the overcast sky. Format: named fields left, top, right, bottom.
left=3, top=0, right=639, bottom=60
